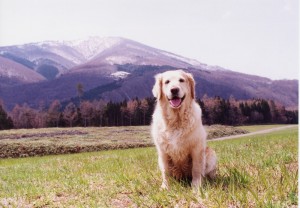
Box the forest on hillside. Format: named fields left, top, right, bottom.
left=0, top=95, right=298, bottom=130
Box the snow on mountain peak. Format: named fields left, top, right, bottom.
left=65, top=36, right=123, bottom=60
left=160, top=51, right=203, bottom=67
left=22, top=36, right=125, bottom=65
left=1, top=36, right=223, bottom=76
left=105, top=55, right=136, bottom=65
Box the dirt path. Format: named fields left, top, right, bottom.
left=211, top=125, right=298, bottom=141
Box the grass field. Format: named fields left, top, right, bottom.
left=0, top=125, right=297, bottom=207
left=0, top=125, right=248, bottom=158
left=236, top=124, right=288, bottom=133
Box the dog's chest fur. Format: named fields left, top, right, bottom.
left=160, top=128, right=192, bottom=162
left=158, top=106, right=197, bottom=161
left=159, top=128, right=194, bottom=179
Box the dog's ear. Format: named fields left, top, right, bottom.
left=152, top=73, right=163, bottom=99
left=186, top=72, right=195, bottom=99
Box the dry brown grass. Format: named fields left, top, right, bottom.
left=0, top=125, right=247, bottom=158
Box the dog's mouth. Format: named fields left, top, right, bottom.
left=168, top=95, right=185, bottom=108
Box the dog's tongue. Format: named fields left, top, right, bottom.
left=170, top=98, right=181, bottom=107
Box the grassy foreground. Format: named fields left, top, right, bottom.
left=0, top=126, right=298, bottom=207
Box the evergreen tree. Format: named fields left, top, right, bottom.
left=0, top=104, right=13, bottom=130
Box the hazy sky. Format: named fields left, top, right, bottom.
left=0, top=0, right=298, bottom=80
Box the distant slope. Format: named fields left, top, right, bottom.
left=0, top=56, right=46, bottom=86
left=68, top=65, right=298, bottom=109
left=0, top=43, right=81, bottom=79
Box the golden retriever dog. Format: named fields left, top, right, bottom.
left=151, top=70, right=217, bottom=190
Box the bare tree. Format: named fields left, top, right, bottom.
left=63, top=102, right=78, bottom=127
left=10, top=104, right=22, bottom=128
left=11, top=104, right=38, bottom=128
left=127, top=100, right=138, bottom=125
left=139, top=98, right=149, bottom=125
left=93, top=99, right=106, bottom=126
left=80, top=101, right=94, bottom=127
left=47, top=100, right=61, bottom=127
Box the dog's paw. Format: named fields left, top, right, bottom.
left=206, top=169, right=217, bottom=179
left=160, top=182, right=169, bottom=190
left=191, top=177, right=202, bottom=189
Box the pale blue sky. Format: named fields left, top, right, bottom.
left=0, top=0, right=298, bottom=80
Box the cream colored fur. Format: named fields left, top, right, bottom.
left=151, top=70, right=217, bottom=189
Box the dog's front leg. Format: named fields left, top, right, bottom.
left=158, top=152, right=170, bottom=190
left=191, top=147, right=206, bottom=189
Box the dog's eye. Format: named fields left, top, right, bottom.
left=165, top=80, right=170, bottom=84
left=179, top=78, right=185, bottom=83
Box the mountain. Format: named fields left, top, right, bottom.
left=77, top=65, right=298, bottom=108
left=0, top=56, right=46, bottom=86
left=0, top=37, right=298, bottom=110
left=67, top=37, right=205, bottom=75
left=0, top=37, right=123, bottom=79
left=0, top=37, right=206, bottom=78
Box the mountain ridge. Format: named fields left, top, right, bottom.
left=0, top=37, right=298, bottom=109
left=0, top=56, right=46, bottom=85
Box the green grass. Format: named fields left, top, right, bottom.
left=0, top=126, right=297, bottom=207
left=237, top=124, right=288, bottom=132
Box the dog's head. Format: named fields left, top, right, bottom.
left=152, top=70, right=195, bottom=109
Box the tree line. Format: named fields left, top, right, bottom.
left=0, top=96, right=298, bottom=130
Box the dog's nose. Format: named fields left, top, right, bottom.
left=171, top=87, right=179, bottom=95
